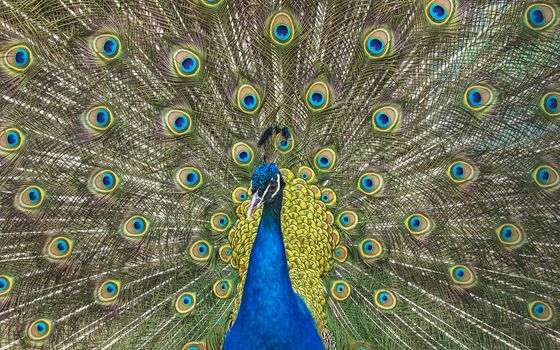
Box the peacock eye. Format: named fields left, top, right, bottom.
left=163, top=109, right=193, bottom=136
left=372, top=106, right=400, bottom=132
left=190, top=240, right=212, bottom=261
left=211, top=212, right=231, bottom=231
left=0, top=275, right=14, bottom=296
left=46, top=236, right=73, bottom=260
left=305, top=81, right=330, bottom=111
left=405, top=213, right=433, bottom=236
left=231, top=187, right=249, bottom=203
left=268, top=12, right=296, bottom=45
left=96, top=279, right=121, bottom=303
left=122, top=215, right=150, bottom=239
left=16, top=185, right=45, bottom=210
left=333, top=245, right=348, bottom=263
left=359, top=238, right=383, bottom=260
left=464, top=84, right=495, bottom=112
left=200, top=0, right=223, bottom=7
left=231, top=142, right=254, bottom=167
left=320, top=188, right=337, bottom=206
left=173, top=48, right=202, bottom=77
left=175, top=292, right=197, bottom=314
left=363, top=28, right=391, bottom=59
left=331, top=281, right=351, bottom=301
left=426, top=0, right=455, bottom=25
left=528, top=301, right=554, bottom=322
left=90, top=169, right=120, bottom=194
left=524, top=3, right=557, bottom=31
left=176, top=166, right=203, bottom=191
left=532, top=165, right=559, bottom=191
left=92, top=34, right=122, bottom=61
left=314, top=148, right=337, bottom=171
left=213, top=280, right=233, bottom=299
left=26, top=319, right=52, bottom=341
left=274, top=133, right=294, bottom=154
left=496, top=223, right=525, bottom=249
left=85, top=106, right=114, bottom=132
left=219, top=244, right=232, bottom=263
left=0, top=127, right=25, bottom=152
left=374, top=289, right=397, bottom=310
left=541, top=92, right=559, bottom=117
left=298, top=166, right=316, bottom=182
left=357, top=173, right=384, bottom=195
left=447, top=161, right=477, bottom=184
left=236, top=84, right=261, bottom=114
left=337, top=211, right=358, bottom=230
left=182, top=342, right=205, bottom=350
left=449, top=264, right=476, bottom=287
left=3, top=44, right=33, bottom=73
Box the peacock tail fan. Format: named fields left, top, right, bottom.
left=0, top=0, right=559, bottom=349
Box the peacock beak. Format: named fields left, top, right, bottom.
left=247, top=192, right=263, bottom=219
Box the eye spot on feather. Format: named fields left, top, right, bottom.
left=163, top=109, right=193, bottom=136
left=96, top=279, right=121, bottom=304
left=374, top=289, right=397, bottom=310
left=320, top=188, right=336, bottom=206
left=528, top=301, right=554, bottom=322
left=3, top=44, right=33, bottom=73
left=182, top=341, right=206, bottom=350
left=219, top=244, right=232, bottom=263
left=449, top=265, right=476, bottom=287
left=331, top=281, right=351, bottom=301
left=464, top=84, right=494, bottom=112
left=268, top=12, right=296, bottom=45
left=359, top=238, right=383, bottom=260
left=175, top=292, right=196, bottom=314
left=405, top=213, right=433, bottom=236
left=231, top=142, right=254, bottom=167
left=211, top=212, right=231, bottom=232
left=333, top=245, right=348, bottom=263
left=190, top=240, right=212, bottom=261
left=121, top=215, right=150, bottom=239
left=541, top=92, right=559, bottom=117
left=363, top=28, right=391, bottom=59
left=298, top=166, right=316, bottom=182
left=305, top=81, right=331, bottom=111
left=0, top=275, right=14, bottom=296
left=372, top=106, right=400, bottom=132
left=496, top=223, right=525, bottom=249
left=274, top=132, right=294, bottom=154
left=84, top=106, right=114, bottom=132
left=176, top=166, right=203, bottom=191
left=314, top=148, right=336, bottom=171
left=524, top=3, right=557, bottom=30
left=337, top=211, right=358, bottom=230
left=15, top=185, right=45, bottom=211
left=0, top=127, right=25, bottom=153
left=173, top=49, right=202, bottom=77
left=92, top=34, right=122, bottom=61
left=213, top=280, right=233, bottom=299
left=426, top=0, right=455, bottom=25
left=90, top=169, right=120, bottom=194
left=231, top=187, right=248, bottom=203
left=532, top=165, right=559, bottom=191
left=236, top=84, right=261, bottom=114
left=45, top=236, right=73, bottom=261
left=358, top=173, right=384, bottom=195
left=200, top=0, right=223, bottom=7
left=26, top=319, right=52, bottom=342
left=447, top=161, right=477, bottom=184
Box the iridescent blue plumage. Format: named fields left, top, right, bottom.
left=225, top=164, right=324, bottom=350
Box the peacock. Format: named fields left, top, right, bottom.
left=0, top=0, right=559, bottom=349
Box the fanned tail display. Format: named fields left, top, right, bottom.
left=0, top=0, right=559, bottom=349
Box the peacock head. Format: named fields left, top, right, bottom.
left=247, top=163, right=284, bottom=218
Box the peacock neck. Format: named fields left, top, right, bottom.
left=237, top=191, right=298, bottom=317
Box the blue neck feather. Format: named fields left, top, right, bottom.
left=224, top=191, right=324, bottom=349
